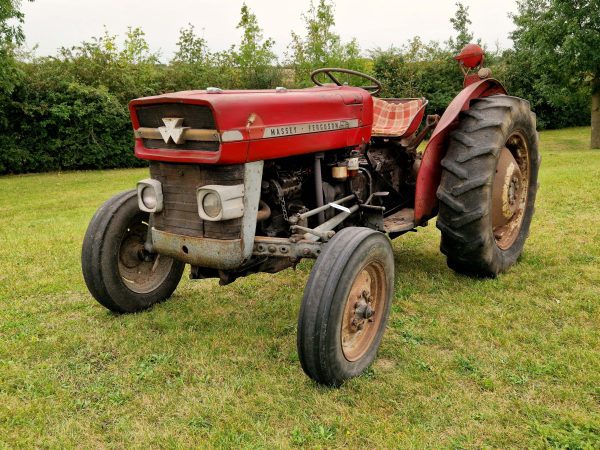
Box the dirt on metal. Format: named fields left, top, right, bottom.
left=341, top=261, right=388, bottom=362
left=492, top=132, right=530, bottom=250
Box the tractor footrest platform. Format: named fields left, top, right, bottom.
left=383, top=208, right=415, bottom=233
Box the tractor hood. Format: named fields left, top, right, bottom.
left=129, top=85, right=374, bottom=164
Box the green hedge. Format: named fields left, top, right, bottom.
left=0, top=1, right=592, bottom=175
left=0, top=53, right=591, bottom=175
left=0, top=67, right=143, bottom=174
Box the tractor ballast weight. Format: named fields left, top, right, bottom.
left=82, top=46, right=540, bottom=386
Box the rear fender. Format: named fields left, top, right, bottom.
left=414, top=78, right=507, bottom=224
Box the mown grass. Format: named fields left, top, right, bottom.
left=0, top=127, right=599, bottom=449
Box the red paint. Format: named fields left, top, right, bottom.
left=404, top=103, right=427, bottom=137
left=454, top=43, right=485, bottom=69
left=130, top=78, right=507, bottom=225
left=413, top=78, right=507, bottom=224
left=129, top=86, right=373, bottom=164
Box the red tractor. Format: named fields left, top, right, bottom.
left=82, top=45, right=539, bottom=386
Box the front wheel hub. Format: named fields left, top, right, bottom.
left=341, top=264, right=386, bottom=362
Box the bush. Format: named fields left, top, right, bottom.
left=0, top=62, right=141, bottom=173
left=371, top=43, right=462, bottom=117
left=0, top=2, right=591, bottom=174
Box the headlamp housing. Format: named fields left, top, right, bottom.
left=137, top=179, right=164, bottom=213
left=197, top=184, right=244, bottom=221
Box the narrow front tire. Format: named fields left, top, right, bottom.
left=81, top=190, right=185, bottom=313
left=297, top=227, right=394, bottom=386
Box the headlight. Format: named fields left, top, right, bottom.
left=197, top=184, right=244, bottom=221
left=141, top=187, right=157, bottom=210
left=137, top=179, right=163, bottom=213
left=202, top=192, right=222, bottom=218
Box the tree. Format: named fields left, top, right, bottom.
left=288, top=0, right=366, bottom=86
left=170, top=24, right=219, bottom=91
left=173, top=24, right=209, bottom=65
left=57, top=27, right=162, bottom=101
left=0, top=0, right=29, bottom=48
left=511, top=0, right=600, bottom=148
left=448, top=2, right=474, bottom=53
left=233, top=3, right=280, bottom=88
left=0, top=0, right=32, bottom=125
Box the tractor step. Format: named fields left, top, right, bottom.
left=383, top=208, right=415, bottom=233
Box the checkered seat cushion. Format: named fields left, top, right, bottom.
left=371, top=97, right=427, bottom=138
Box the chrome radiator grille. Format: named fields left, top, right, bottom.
left=135, top=104, right=219, bottom=151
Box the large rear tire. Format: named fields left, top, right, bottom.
left=297, top=227, right=394, bottom=386
left=81, top=190, right=185, bottom=313
left=436, top=95, right=540, bottom=277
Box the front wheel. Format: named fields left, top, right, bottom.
left=297, top=227, right=394, bottom=386
left=81, top=190, right=185, bottom=313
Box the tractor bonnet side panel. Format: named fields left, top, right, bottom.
left=414, top=79, right=507, bottom=224
left=129, top=86, right=373, bottom=165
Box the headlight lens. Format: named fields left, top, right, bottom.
left=196, top=184, right=243, bottom=221
left=136, top=179, right=163, bottom=213
left=141, top=187, right=157, bottom=210
left=202, top=192, right=222, bottom=218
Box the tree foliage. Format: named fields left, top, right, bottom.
left=168, top=24, right=218, bottom=91
left=288, top=0, right=366, bottom=86
left=448, top=2, right=474, bottom=53
left=56, top=27, right=163, bottom=102
left=0, top=0, right=595, bottom=173
left=168, top=4, right=281, bottom=91
left=510, top=0, right=600, bottom=146
left=233, top=3, right=280, bottom=88
left=0, top=0, right=28, bottom=47
left=0, top=0, right=32, bottom=125
left=0, top=64, right=138, bottom=173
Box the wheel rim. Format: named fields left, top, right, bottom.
left=492, top=131, right=530, bottom=250
left=117, top=219, right=174, bottom=294
left=341, top=261, right=388, bottom=362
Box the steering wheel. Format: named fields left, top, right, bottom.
left=310, top=68, right=382, bottom=95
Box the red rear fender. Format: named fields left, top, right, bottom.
left=414, top=79, right=507, bottom=224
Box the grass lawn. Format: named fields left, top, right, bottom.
left=0, top=127, right=599, bottom=449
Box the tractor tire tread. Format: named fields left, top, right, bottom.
left=456, top=146, right=500, bottom=163
left=436, top=95, right=540, bottom=277
left=297, top=227, right=394, bottom=386
left=450, top=175, right=491, bottom=196
left=440, top=158, right=469, bottom=179
left=436, top=187, right=467, bottom=213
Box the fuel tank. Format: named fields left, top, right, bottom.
left=129, top=86, right=374, bottom=164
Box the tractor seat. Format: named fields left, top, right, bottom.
left=371, top=97, right=427, bottom=138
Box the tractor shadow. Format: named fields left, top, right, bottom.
left=388, top=234, right=502, bottom=303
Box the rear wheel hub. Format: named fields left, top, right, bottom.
left=491, top=132, right=530, bottom=250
